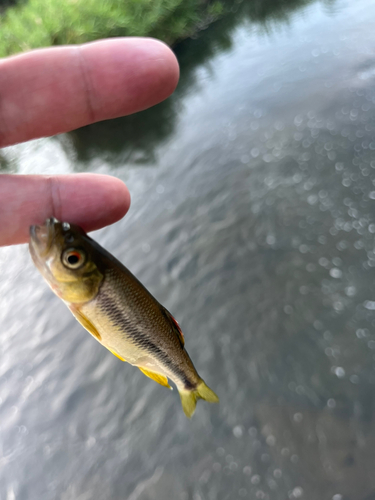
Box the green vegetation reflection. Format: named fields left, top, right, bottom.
left=0, top=0, right=224, bottom=57
left=66, top=0, right=333, bottom=168
left=0, top=0, right=335, bottom=169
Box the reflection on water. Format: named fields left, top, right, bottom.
left=66, top=100, right=176, bottom=166
left=0, top=152, right=9, bottom=171
left=3, top=0, right=375, bottom=498
left=66, top=0, right=327, bottom=168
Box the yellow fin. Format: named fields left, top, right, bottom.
left=70, top=307, right=101, bottom=341
left=107, top=348, right=126, bottom=362
left=179, top=380, right=219, bottom=418
left=139, top=367, right=172, bottom=389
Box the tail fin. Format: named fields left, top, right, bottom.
left=178, top=380, right=219, bottom=418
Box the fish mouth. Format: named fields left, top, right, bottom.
left=29, top=217, right=59, bottom=256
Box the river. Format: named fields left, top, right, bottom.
left=2, top=0, right=375, bottom=498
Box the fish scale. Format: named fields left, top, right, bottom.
left=87, top=271, right=191, bottom=383
left=29, top=218, right=219, bottom=417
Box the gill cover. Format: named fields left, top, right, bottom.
left=29, top=218, right=103, bottom=304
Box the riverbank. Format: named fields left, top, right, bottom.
left=0, top=0, right=224, bottom=57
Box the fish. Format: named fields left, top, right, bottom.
left=29, top=218, right=219, bottom=418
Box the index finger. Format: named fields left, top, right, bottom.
left=0, top=37, right=179, bottom=147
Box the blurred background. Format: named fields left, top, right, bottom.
left=2, top=0, right=375, bottom=498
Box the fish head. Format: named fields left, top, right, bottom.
left=29, top=218, right=103, bottom=304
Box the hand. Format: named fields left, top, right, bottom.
left=0, top=38, right=179, bottom=246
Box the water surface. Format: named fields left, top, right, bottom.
left=2, top=0, right=375, bottom=498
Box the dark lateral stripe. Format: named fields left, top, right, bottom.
left=98, top=291, right=193, bottom=387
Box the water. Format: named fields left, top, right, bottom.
left=2, top=0, right=375, bottom=498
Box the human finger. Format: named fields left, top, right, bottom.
left=0, top=37, right=179, bottom=147
left=0, top=174, right=130, bottom=246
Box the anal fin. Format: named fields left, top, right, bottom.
left=139, top=367, right=172, bottom=389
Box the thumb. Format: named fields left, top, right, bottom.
left=0, top=173, right=130, bottom=246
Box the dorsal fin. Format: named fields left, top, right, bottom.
left=162, top=308, right=185, bottom=347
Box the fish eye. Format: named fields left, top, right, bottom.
left=62, top=248, right=86, bottom=269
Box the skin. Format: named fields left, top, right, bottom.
left=0, top=38, right=180, bottom=246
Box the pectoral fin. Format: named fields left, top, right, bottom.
left=139, top=367, right=172, bottom=389
left=70, top=307, right=126, bottom=361
left=70, top=307, right=101, bottom=341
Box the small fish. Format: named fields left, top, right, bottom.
left=29, top=218, right=218, bottom=417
